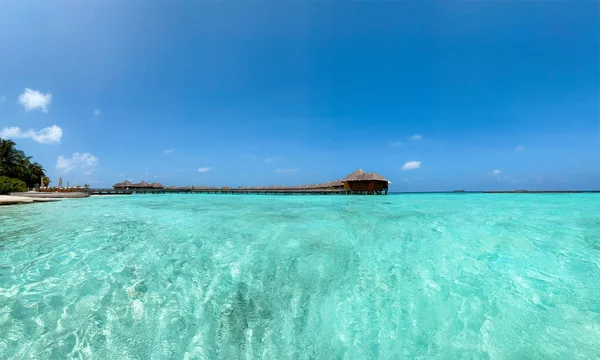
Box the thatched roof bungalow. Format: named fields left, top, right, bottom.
left=113, top=180, right=133, bottom=189
left=114, top=180, right=159, bottom=189
left=342, top=169, right=389, bottom=194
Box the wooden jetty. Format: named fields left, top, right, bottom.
left=89, top=187, right=352, bottom=195
left=97, top=169, right=390, bottom=196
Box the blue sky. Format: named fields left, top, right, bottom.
left=0, top=2, right=598, bottom=191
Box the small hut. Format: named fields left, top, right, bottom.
left=113, top=180, right=132, bottom=189
left=342, top=169, right=389, bottom=194
left=332, top=179, right=344, bottom=189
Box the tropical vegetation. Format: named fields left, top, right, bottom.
left=0, top=176, right=28, bottom=194
left=0, top=138, right=46, bottom=193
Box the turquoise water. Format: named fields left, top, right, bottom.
left=1, top=194, right=599, bottom=359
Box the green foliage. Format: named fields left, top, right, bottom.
left=0, top=176, right=28, bottom=194
left=0, top=138, right=46, bottom=188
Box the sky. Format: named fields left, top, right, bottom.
left=0, top=2, right=598, bottom=191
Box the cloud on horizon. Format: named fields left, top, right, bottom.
left=197, top=167, right=212, bottom=172
left=0, top=125, right=62, bottom=144
left=491, top=169, right=501, bottom=176
left=163, top=149, right=174, bottom=154
left=18, top=88, right=52, bottom=112
left=273, top=169, right=298, bottom=173
left=411, top=134, right=422, bottom=140
left=56, top=152, right=99, bottom=173
left=391, top=142, right=403, bottom=147
left=402, top=161, right=421, bottom=170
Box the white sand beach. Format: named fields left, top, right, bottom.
left=0, top=195, right=61, bottom=205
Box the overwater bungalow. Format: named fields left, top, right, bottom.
left=113, top=180, right=164, bottom=190
left=341, top=169, right=389, bottom=195
left=112, top=180, right=132, bottom=189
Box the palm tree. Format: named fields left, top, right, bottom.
left=0, top=138, right=46, bottom=188
left=0, top=139, right=21, bottom=177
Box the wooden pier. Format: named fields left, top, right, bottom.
left=88, top=188, right=386, bottom=196
left=103, top=169, right=390, bottom=196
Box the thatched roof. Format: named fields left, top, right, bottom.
left=139, top=181, right=150, bottom=187
left=364, top=172, right=388, bottom=181
left=332, top=179, right=344, bottom=187
left=113, top=180, right=132, bottom=188
left=342, top=169, right=388, bottom=182
left=342, top=169, right=366, bottom=181
left=151, top=182, right=163, bottom=188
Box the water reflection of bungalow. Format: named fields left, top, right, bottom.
left=342, top=169, right=389, bottom=195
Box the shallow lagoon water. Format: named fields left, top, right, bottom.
left=1, top=194, right=599, bottom=359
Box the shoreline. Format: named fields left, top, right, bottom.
left=0, top=195, right=62, bottom=206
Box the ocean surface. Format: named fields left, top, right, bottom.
left=1, top=194, right=599, bottom=359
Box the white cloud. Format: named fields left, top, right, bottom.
left=515, top=145, right=525, bottom=152
left=0, top=95, right=5, bottom=103
left=273, top=169, right=299, bottom=173
left=391, top=142, right=403, bottom=147
left=93, top=108, right=102, bottom=117
left=118, top=173, right=125, bottom=177
left=197, top=167, right=212, bottom=172
left=56, top=152, right=99, bottom=173
left=163, top=149, right=174, bottom=154
left=491, top=169, right=501, bottom=176
left=18, top=88, right=52, bottom=112
left=0, top=125, right=62, bottom=144
left=401, top=161, right=421, bottom=170
left=411, top=134, right=422, bottom=140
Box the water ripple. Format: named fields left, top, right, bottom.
left=0, top=194, right=599, bottom=359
